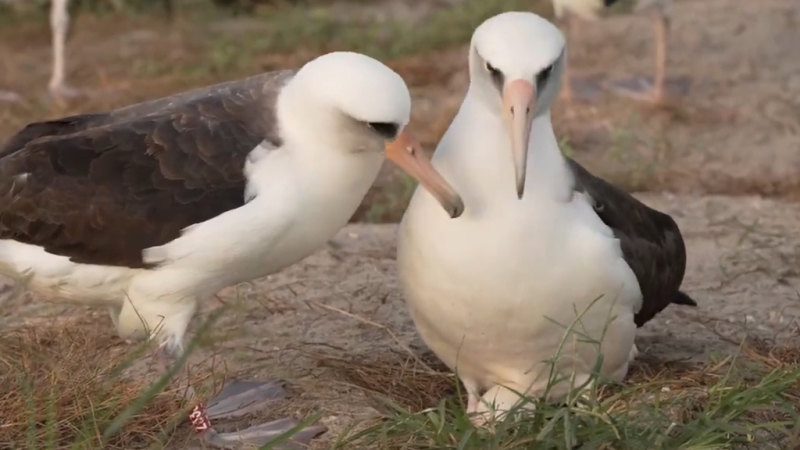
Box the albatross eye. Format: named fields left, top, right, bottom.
left=536, top=64, right=554, bottom=90
left=485, top=61, right=504, bottom=89
left=367, top=122, right=399, bottom=139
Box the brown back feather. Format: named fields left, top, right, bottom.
left=0, top=70, right=294, bottom=268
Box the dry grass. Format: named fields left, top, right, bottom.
left=0, top=316, right=191, bottom=449
left=319, top=353, right=454, bottom=413
left=333, top=338, right=800, bottom=449
left=3, top=302, right=800, bottom=449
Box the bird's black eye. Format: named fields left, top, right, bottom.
left=536, top=64, right=554, bottom=91
left=485, top=61, right=504, bottom=89
left=367, top=122, right=399, bottom=139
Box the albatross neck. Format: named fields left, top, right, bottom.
left=444, top=97, right=574, bottom=210
left=275, top=80, right=384, bottom=209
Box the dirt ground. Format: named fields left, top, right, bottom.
left=3, top=193, right=800, bottom=447
left=1, top=0, right=800, bottom=447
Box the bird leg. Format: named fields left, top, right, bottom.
left=468, top=384, right=534, bottom=429
left=47, top=0, right=126, bottom=105
left=466, top=391, right=481, bottom=415
left=557, top=13, right=601, bottom=106
left=628, top=344, right=640, bottom=362
left=607, top=10, right=671, bottom=104
left=48, top=0, right=68, bottom=95
left=462, top=379, right=482, bottom=415
left=115, top=293, right=327, bottom=450
left=192, top=380, right=327, bottom=449
left=651, top=11, right=669, bottom=103
left=48, top=0, right=83, bottom=106
left=153, top=339, right=326, bottom=449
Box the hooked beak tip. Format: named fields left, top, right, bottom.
left=448, top=198, right=465, bottom=218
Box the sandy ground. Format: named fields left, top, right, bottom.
left=3, top=193, right=800, bottom=447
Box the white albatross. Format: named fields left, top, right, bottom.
left=0, top=51, right=463, bottom=447
left=397, top=12, right=694, bottom=421
left=553, top=0, right=674, bottom=104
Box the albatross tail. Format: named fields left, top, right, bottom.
left=672, top=290, right=697, bottom=307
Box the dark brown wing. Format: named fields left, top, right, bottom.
left=0, top=70, right=294, bottom=268
left=567, top=158, right=696, bottom=327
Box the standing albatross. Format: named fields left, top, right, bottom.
left=553, top=0, right=673, bottom=104
left=397, top=12, right=694, bottom=421
left=0, top=51, right=463, bottom=446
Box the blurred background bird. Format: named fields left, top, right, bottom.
left=551, top=0, right=673, bottom=104
left=0, top=0, right=676, bottom=106
left=0, top=0, right=285, bottom=105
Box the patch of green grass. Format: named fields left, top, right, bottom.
left=383, top=0, right=553, bottom=58
left=2, top=325, right=187, bottom=449
left=559, top=136, right=575, bottom=158
left=335, top=348, right=800, bottom=449
left=361, top=172, right=420, bottom=223
left=1, top=283, right=323, bottom=450
left=202, top=0, right=554, bottom=63
left=599, top=119, right=660, bottom=192
left=5, top=305, right=221, bottom=449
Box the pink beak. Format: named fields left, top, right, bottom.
left=502, top=79, right=536, bottom=199
left=386, top=130, right=465, bottom=218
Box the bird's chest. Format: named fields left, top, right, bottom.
left=167, top=153, right=378, bottom=289
left=247, top=149, right=380, bottom=264
left=263, top=201, right=355, bottom=268
left=397, top=198, right=639, bottom=377
left=402, top=207, right=615, bottom=310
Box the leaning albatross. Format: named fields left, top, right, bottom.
left=397, top=12, right=694, bottom=421
left=0, top=51, right=463, bottom=446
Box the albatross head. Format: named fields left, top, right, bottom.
left=468, top=12, right=566, bottom=198
left=289, top=51, right=464, bottom=218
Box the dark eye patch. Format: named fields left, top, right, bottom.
left=485, top=61, right=504, bottom=91
left=536, top=64, right=554, bottom=92
left=367, top=122, right=399, bottom=139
